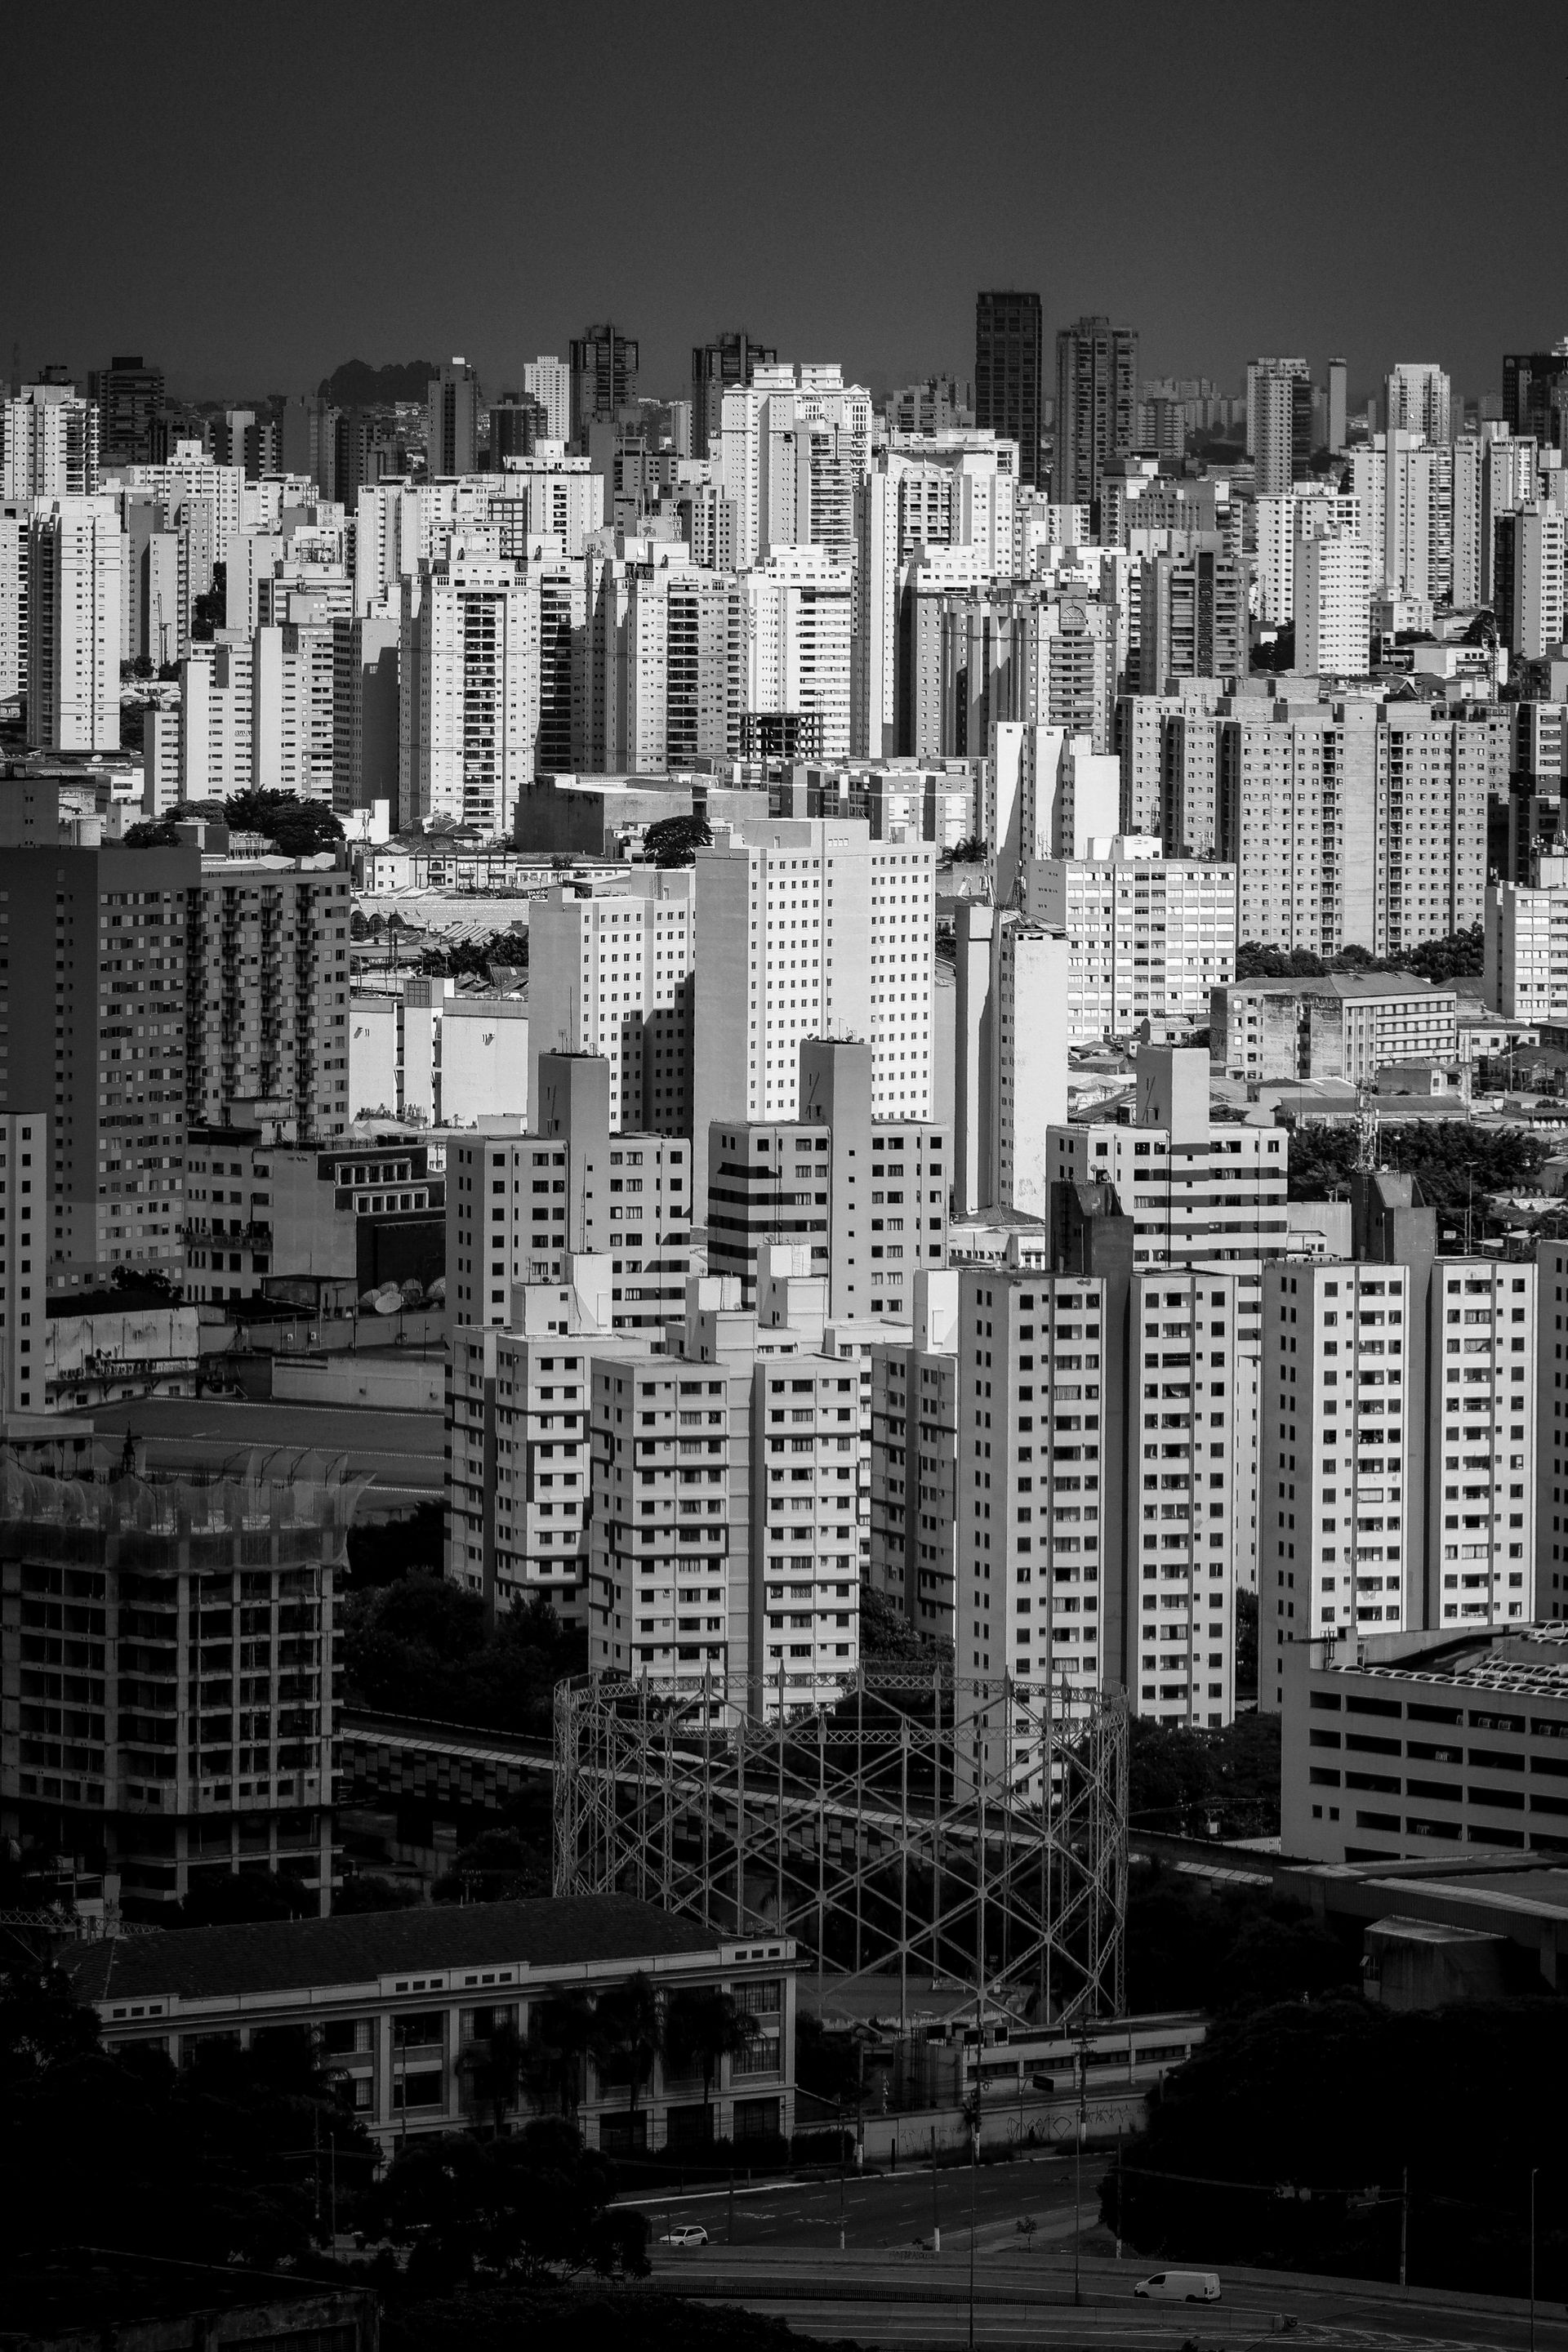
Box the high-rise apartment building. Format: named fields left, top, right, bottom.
left=1485, top=866, right=1568, bottom=1027
left=1503, top=345, right=1568, bottom=451
left=2, top=383, right=100, bottom=500
left=868, top=1271, right=960, bottom=1637
left=87, top=355, right=164, bottom=466
left=1138, top=546, right=1245, bottom=691
left=973, top=291, right=1044, bottom=487
left=526, top=869, right=695, bottom=1133
left=1217, top=700, right=1497, bottom=960
left=1249, top=359, right=1313, bottom=497
left=26, top=497, right=122, bottom=753
left=1294, top=530, right=1373, bottom=675
left=1494, top=504, right=1566, bottom=660
left=954, top=1263, right=1110, bottom=1707
left=521, top=357, right=571, bottom=444
left=1125, top=1263, right=1240, bottom=1728
left=425, top=359, right=479, bottom=477
left=951, top=904, right=1068, bottom=1220
left=1027, top=835, right=1237, bottom=1046
left=399, top=556, right=541, bottom=837
left=692, top=819, right=934, bottom=1140
left=445, top=1056, right=696, bottom=1336
left=1047, top=1053, right=1289, bottom=1276
left=706, top=1037, right=949, bottom=1321
left=185, top=862, right=353, bottom=1143
left=1261, top=1245, right=1536, bottom=1712
left=692, top=330, right=777, bottom=462
left=1385, top=363, right=1452, bottom=445
left=569, top=323, right=638, bottom=448
left=0, top=840, right=198, bottom=1290
left=1054, top=317, right=1138, bottom=512
left=743, top=545, right=853, bottom=760
left=1211, top=973, right=1459, bottom=1085
left=1327, top=358, right=1348, bottom=456
left=1254, top=488, right=1364, bottom=628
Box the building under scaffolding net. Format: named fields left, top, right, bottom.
left=0, top=1447, right=359, bottom=1920
left=555, top=1664, right=1127, bottom=2025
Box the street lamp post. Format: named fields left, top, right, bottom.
left=965, top=2082, right=980, bottom=2352
left=1530, top=2165, right=1539, bottom=2352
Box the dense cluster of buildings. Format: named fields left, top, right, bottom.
left=7, top=303, right=1568, bottom=1986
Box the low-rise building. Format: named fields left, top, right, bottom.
left=183, top=1125, right=446, bottom=1304
left=66, top=1892, right=797, bottom=2154
left=1282, top=1623, right=1568, bottom=1866
left=1211, top=973, right=1459, bottom=1085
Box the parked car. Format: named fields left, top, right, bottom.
left=1135, top=2270, right=1221, bottom=2303
left=659, top=2224, right=710, bottom=2247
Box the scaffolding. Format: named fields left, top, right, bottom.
left=554, top=1665, right=1127, bottom=2027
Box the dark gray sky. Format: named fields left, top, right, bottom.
left=12, top=0, right=1564, bottom=409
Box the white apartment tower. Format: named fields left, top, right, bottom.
left=522, top=357, right=571, bottom=443
left=1027, top=835, right=1237, bottom=1047
left=26, top=497, right=122, bottom=753
left=743, top=546, right=853, bottom=760
left=954, top=1264, right=1109, bottom=1704
left=399, top=556, right=541, bottom=838
left=1294, top=530, right=1372, bottom=675
left=692, top=818, right=933, bottom=1144
left=527, top=870, right=696, bottom=1132
left=1128, top=1265, right=1240, bottom=1729
left=1486, top=868, right=1568, bottom=1027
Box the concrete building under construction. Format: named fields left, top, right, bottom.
left=0, top=1446, right=354, bottom=1919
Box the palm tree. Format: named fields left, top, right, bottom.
left=664, top=1988, right=759, bottom=2135
left=458, top=2015, right=525, bottom=2135
left=523, top=1989, right=595, bottom=2120
left=590, top=1971, right=664, bottom=2120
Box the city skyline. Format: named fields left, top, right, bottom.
left=10, top=2, right=1566, bottom=408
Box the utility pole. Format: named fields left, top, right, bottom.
left=932, top=2123, right=940, bottom=2253
left=838, top=2096, right=846, bottom=2250
left=1400, top=2164, right=1408, bottom=2287
left=1074, top=2031, right=1089, bottom=2307
left=966, top=2083, right=980, bottom=2352
left=1530, top=2166, right=1538, bottom=2352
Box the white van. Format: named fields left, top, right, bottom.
left=1134, top=2270, right=1221, bottom=2303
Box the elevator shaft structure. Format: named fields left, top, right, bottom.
left=554, top=1665, right=1127, bottom=2024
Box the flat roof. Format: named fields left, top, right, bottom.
left=66, top=1894, right=719, bottom=2007
left=1310, top=1623, right=1568, bottom=1702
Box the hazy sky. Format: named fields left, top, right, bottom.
left=11, top=0, right=1566, bottom=409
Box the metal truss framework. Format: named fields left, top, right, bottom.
left=555, top=1667, right=1127, bottom=2026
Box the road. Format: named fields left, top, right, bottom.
left=67, top=1396, right=445, bottom=1503
left=632, top=2165, right=1568, bottom=2349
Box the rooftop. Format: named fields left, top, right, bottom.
left=65, top=1894, right=719, bottom=2007
left=1312, top=1622, right=1568, bottom=1702
left=1223, top=971, right=1453, bottom=1001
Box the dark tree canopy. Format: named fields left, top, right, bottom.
left=1235, top=928, right=1483, bottom=987
left=0, top=1967, right=376, bottom=2264
left=1285, top=1120, right=1544, bottom=1214
left=372, top=2119, right=648, bottom=2293
left=319, top=358, right=438, bottom=405
left=341, top=1570, right=585, bottom=1739
left=642, top=815, right=712, bottom=868
left=225, top=787, right=345, bottom=858
left=1129, top=1711, right=1280, bottom=1842
left=1102, top=1996, right=1568, bottom=2297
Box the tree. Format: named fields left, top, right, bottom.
left=123, top=815, right=185, bottom=848
left=590, top=1973, right=662, bottom=2118
left=664, top=1988, right=757, bottom=2131
left=1235, top=942, right=1327, bottom=981
left=341, top=1571, right=586, bottom=1739
left=858, top=1583, right=946, bottom=1661
left=643, top=814, right=711, bottom=868
left=459, top=2016, right=528, bottom=2135
left=0, top=1966, right=376, bottom=2264
left=191, top=563, right=227, bottom=642
left=372, top=2118, right=648, bottom=2291
left=523, top=1989, right=596, bottom=2120
left=947, top=836, right=987, bottom=864
left=794, top=2013, right=862, bottom=2108
left=1406, top=923, right=1485, bottom=985
left=224, top=786, right=345, bottom=858
left=1101, top=1995, right=1568, bottom=2297
left=434, top=1826, right=550, bottom=1905
left=1128, top=1712, right=1280, bottom=1842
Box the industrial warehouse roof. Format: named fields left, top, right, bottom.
left=66, top=1895, right=720, bottom=2006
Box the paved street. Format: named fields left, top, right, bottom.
left=635, top=2167, right=1568, bottom=2350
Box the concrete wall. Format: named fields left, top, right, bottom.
left=270, top=1352, right=444, bottom=1410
